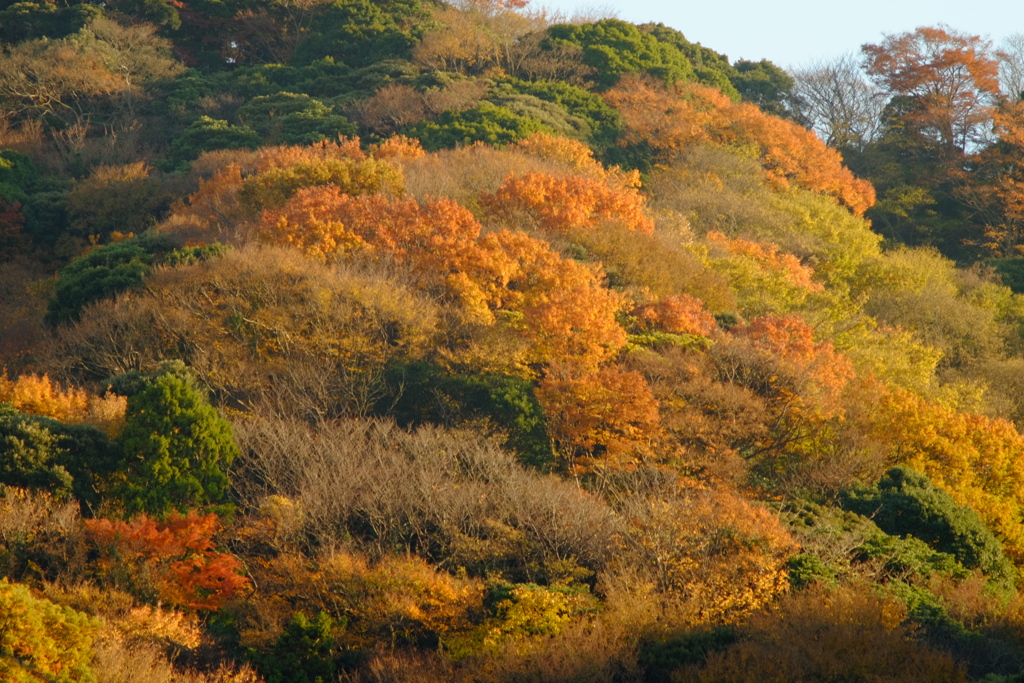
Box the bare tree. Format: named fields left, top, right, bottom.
left=999, top=33, right=1024, bottom=101
left=790, top=53, right=887, bottom=151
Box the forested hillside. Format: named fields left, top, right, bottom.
left=4, top=1, right=1024, bottom=680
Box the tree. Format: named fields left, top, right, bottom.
left=250, top=611, right=351, bottom=683
left=998, top=33, right=1024, bottom=101
left=63, top=163, right=178, bottom=244
left=0, top=30, right=123, bottom=158
left=790, top=54, right=886, bottom=151
left=544, top=19, right=696, bottom=90
left=957, top=100, right=1024, bottom=256
left=115, top=371, right=238, bottom=516
left=482, top=170, right=654, bottom=236
left=615, top=483, right=796, bottom=623
left=382, top=362, right=554, bottom=469
left=0, top=2, right=102, bottom=43
left=45, top=232, right=179, bottom=326
left=705, top=231, right=824, bottom=315
left=730, top=59, right=795, bottom=119
left=868, top=385, right=1024, bottom=565
left=536, top=364, right=660, bottom=471
left=230, top=0, right=335, bottom=65
left=0, top=403, right=76, bottom=498
left=862, top=25, right=1001, bottom=157
left=0, top=17, right=183, bottom=160
left=258, top=188, right=628, bottom=371
left=235, top=92, right=356, bottom=145
left=412, top=5, right=503, bottom=75
left=164, top=116, right=261, bottom=170
left=290, top=0, right=429, bottom=68
left=407, top=101, right=552, bottom=150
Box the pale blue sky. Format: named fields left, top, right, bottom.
left=535, top=0, right=1024, bottom=69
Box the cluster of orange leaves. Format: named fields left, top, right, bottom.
left=732, top=314, right=855, bottom=411
left=482, top=171, right=655, bottom=235
left=603, top=75, right=875, bottom=215
left=624, top=485, right=796, bottom=624
left=509, top=133, right=613, bottom=176
left=536, top=364, right=661, bottom=471
left=0, top=372, right=126, bottom=437
left=166, top=136, right=416, bottom=239
left=631, top=293, right=717, bottom=336
left=85, top=511, right=250, bottom=611
left=259, top=186, right=627, bottom=370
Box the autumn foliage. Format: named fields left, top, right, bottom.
left=85, top=511, right=249, bottom=611
left=482, top=170, right=655, bottom=235
left=871, top=386, right=1024, bottom=565
left=536, top=364, right=660, bottom=470
left=630, top=294, right=717, bottom=337
left=603, top=75, right=876, bottom=214
left=10, top=8, right=1024, bottom=679
left=0, top=372, right=126, bottom=436
left=258, top=186, right=628, bottom=371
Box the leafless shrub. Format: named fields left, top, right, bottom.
left=0, top=487, right=88, bottom=584
left=232, top=415, right=622, bottom=582
left=93, top=639, right=260, bottom=683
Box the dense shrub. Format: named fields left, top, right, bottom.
left=841, top=467, right=1015, bottom=586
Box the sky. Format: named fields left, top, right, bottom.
left=534, top=0, right=1024, bottom=69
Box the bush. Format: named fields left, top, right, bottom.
left=165, top=117, right=261, bottom=170
left=45, top=232, right=180, bottom=326
left=250, top=611, right=353, bottom=683
left=236, top=92, right=357, bottom=145
left=0, top=404, right=121, bottom=508
left=232, top=416, right=620, bottom=583
left=0, top=579, right=98, bottom=683
left=841, top=467, right=1015, bottom=586
left=407, top=102, right=551, bottom=151
left=382, top=362, right=554, bottom=470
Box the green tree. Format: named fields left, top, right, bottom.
left=0, top=403, right=74, bottom=497
left=382, top=362, right=553, bottom=470
left=489, top=77, right=623, bottom=153
left=730, top=59, right=795, bottom=118
left=251, top=611, right=352, bottom=683
left=236, top=92, right=356, bottom=145
left=0, top=404, right=121, bottom=508
left=0, top=150, right=40, bottom=206
left=164, top=116, right=261, bottom=170
left=45, top=232, right=179, bottom=326
left=0, top=1, right=101, bottom=44
left=407, top=101, right=550, bottom=150
left=544, top=19, right=695, bottom=90
left=115, top=370, right=238, bottom=516
left=291, top=0, right=429, bottom=68
left=637, top=22, right=740, bottom=98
